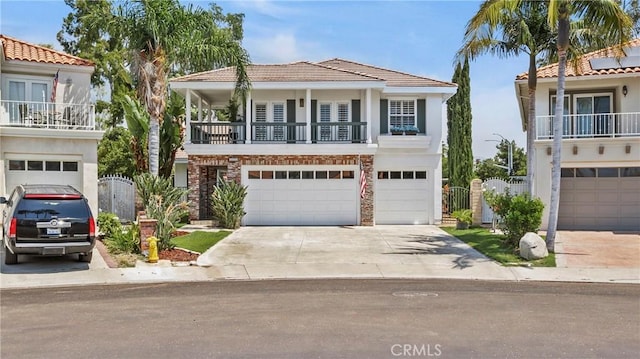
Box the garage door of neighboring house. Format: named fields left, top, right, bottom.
left=5, top=158, right=82, bottom=193
left=559, top=167, right=640, bottom=231
left=375, top=170, right=429, bottom=225
left=243, top=166, right=358, bottom=226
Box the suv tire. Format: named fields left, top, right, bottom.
left=78, top=251, right=93, bottom=263
left=4, top=241, right=18, bottom=265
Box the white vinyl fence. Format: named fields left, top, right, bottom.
left=481, top=177, right=528, bottom=223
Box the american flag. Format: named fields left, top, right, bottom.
left=360, top=161, right=367, bottom=199
left=50, top=70, right=59, bottom=102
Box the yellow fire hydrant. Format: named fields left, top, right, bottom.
left=147, top=236, right=159, bottom=263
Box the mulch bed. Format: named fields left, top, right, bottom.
left=97, top=239, right=199, bottom=267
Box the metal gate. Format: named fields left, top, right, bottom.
left=442, top=185, right=470, bottom=216
left=98, top=175, right=135, bottom=222
left=481, top=178, right=528, bottom=223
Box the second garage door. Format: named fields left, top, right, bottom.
left=559, top=167, right=640, bottom=231
left=375, top=170, right=429, bottom=225
left=243, top=166, right=358, bottom=226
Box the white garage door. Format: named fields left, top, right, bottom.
left=559, top=167, right=640, bottom=231
left=243, top=166, right=358, bottom=226
left=376, top=170, right=429, bottom=225
left=5, top=159, right=82, bottom=194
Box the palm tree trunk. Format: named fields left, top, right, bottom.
left=526, top=54, right=537, bottom=195
left=148, top=120, right=160, bottom=176
left=546, top=10, right=570, bottom=252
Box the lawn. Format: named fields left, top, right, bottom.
left=441, top=227, right=555, bottom=267
left=170, top=230, right=232, bottom=253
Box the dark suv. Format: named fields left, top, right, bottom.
left=1, top=184, right=95, bottom=265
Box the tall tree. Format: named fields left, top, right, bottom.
left=546, top=0, right=632, bottom=250
left=116, top=0, right=251, bottom=176
left=447, top=57, right=474, bottom=189
left=458, top=0, right=555, bottom=195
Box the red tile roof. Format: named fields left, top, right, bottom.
left=516, top=38, right=640, bottom=80
left=1, top=34, right=94, bottom=67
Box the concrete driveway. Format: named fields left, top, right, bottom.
left=197, top=225, right=511, bottom=280
left=556, top=231, right=640, bottom=268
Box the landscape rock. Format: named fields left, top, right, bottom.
left=519, top=232, right=548, bottom=260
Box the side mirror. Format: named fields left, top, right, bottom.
left=0, top=197, right=7, bottom=204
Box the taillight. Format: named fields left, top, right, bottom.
left=89, top=216, right=95, bottom=237
left=9, top=218, right=17, bottom=239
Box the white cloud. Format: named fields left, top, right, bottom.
left=230, top=0, right=299, bottom=19
left=244, top=31, right=327, bottom=64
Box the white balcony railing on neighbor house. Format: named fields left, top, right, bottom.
left=0, top=100, right=96, bottom=130
left=536, top=112, right=640, bottom=139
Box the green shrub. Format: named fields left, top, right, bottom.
left=211, top=178, right=248, bottom=229
left=134, top=173, right=189, bottom=251
left=484, top=189, right=544, bottom=248
left=97, top=212, right=121, bottom=239
left=451, top=209, right=473, bottom=224
left=104, top=223, right=140, bottom=255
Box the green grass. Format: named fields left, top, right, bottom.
left=170, top=230, right=232, bottom=254
left=441, top=227, right=555, bottom=267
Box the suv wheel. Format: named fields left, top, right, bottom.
left=4, top=241, right=18, bottom=265
left=78, top=251, right=93, bottom=263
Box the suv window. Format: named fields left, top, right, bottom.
left=15, top=198, right=90, bottom=220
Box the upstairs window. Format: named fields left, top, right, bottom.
left=389, top=99, right=416, bottom=128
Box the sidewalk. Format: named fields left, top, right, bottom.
left=1, top=226, right=638, bottom=289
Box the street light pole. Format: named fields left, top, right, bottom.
left=492, top=133, right=513, bottom=176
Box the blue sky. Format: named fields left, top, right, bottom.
left=1, top=0, right=531, bottom=159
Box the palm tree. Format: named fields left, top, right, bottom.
left=117, top=0, right=251, bottom=176
left=545, top=0, right=632, bottom=251
left=458, top=0, right=555, bottom=196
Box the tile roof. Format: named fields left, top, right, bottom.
left=172, top=59, right=455, bottom=88
left=318, top=58, right=456, bottom=87
left=516, top=38, right=640, bottom=80
left=171, top=61, right=383, bottom=83
left=1, top=34, right=94, bottom=67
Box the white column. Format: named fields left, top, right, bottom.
left=185, top=91, right=192, bottom=144
left=305, top=89, right=312, bottom=144
left=366, top=88, right=372, bottom=144
left=245, top=92, right=252, bottom=144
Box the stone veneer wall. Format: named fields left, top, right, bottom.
left=187, top=154, right=375, bottom=226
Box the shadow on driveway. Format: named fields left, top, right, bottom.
left=1, top=248, right=94, bottom=274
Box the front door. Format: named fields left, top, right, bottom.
left=198, top=166, right=227, bottom=220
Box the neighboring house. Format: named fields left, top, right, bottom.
left=0, top=34, right=103, bottom=216
left=515, top=39, right=640, bottom=231
left=169, top=59, right=456, bottom=225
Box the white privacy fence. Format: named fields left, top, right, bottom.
left=481, top=178, right=528, bottom=223
left=98, top=175, right=135, bottom=222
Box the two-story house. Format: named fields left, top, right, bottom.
left=515, top=39, right=640, bottom=231
left=0, top=34, right=103, bottom=215
left=169, top=59, right=456, bottom=226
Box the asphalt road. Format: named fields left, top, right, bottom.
left=1, top=279, right=639, bottom=359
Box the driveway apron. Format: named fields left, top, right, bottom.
left=556, top=231, right=640, bottom=268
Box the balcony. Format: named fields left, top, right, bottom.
left=0, top=100, right=96, bottom=130
left=190, top=121, right=368, bottom=144
left=536, top=112, right=640, bottom=140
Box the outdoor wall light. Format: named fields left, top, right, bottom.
left=65, top=77, right=73, bottom=85
left=625, top=144, right=631, bottom=154
left=546, top=146, right=552, bottom=156
left=599, top=145, right=605, bottom=155
left=572, top=145, right=578, bottom=155
left=622, top=85, right=628, bottom=97
left=299, top=98, right=305, bottom=107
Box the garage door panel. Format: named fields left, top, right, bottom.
left=244, top=167, right=357, bottom=226
left=559, top=173, right=638, bottom=230
left=375, top=175, right=429, bottom=225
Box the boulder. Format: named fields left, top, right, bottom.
left=519, top=232, right=548, bottom=260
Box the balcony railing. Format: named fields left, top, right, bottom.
left=0, top=100, right=96, bottom=130
left=190, top=121, right=368, bottom=144
left=191, top=122, right=246, bottom=144
left=536, top=112, right=640, bottom=139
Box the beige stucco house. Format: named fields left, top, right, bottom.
left=169, top=59, right=456, bottom=225
left=0, top=34, right=103, bottom=215
left=515, top=39, right=640, bottom=231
